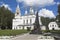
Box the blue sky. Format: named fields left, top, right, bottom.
left=0, top=0, right=60, bottom=18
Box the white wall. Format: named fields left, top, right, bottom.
left=12, top=15, right=43, bottom=30
left=48, top=22, right=59, bottom=30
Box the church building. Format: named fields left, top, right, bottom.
left=12, top=4, right=43, bottom=30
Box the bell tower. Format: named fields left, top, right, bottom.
left=15, top=4, right=21, bottom=18
left=29, top=7, right=34, bottom=15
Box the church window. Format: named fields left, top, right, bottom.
left=24, top=20, right=25, bottom=24
left=27, top=19, right=28, bottom=24
left=52, top=25, right=54, bottom=27
left=30, top=19, right=32, bottom=24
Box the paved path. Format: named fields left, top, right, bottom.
left=0, top=33, right=55, bottom=40
left=11, top=33, right=40, bottom=40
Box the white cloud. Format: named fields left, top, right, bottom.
left=1, top=3, right=12, bottom=11
left=16, top=0, right=55, bottom=6
left=39, top=8, right=56, bottom=18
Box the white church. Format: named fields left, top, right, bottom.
left=12, top=4, right=45, bottom=30
left=12, top=4, right=60, bottom=30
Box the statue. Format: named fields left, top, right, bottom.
left=30, top=11, right=42, bottom=34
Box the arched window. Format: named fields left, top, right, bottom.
left=27, top=19, right=28, bottom=24
left=30, top=19, right=32, bottom=24
left=24, top=20, right=25, bottom=24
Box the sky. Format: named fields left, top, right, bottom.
left=0, top=0, right=60, bottom=18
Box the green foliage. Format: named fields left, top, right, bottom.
left=0, top=6, right=14, bottom=29
left=0, top=30, right=29, bottom=36
left=56, top=15, right=60, bottom=22
left=41, top=17, right=55, bottom=30
left=58, top=4, right=60, bottom=15
left=27, top=27, right=31, bottom=31
left=42, top=30, right=50, bottom=33
left=56, top=4, right=60, bottom=22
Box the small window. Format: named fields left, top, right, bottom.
left=52, top=25, right=54, bottom=27
left=55, top=25, right=56, bottom=27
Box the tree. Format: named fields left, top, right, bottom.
left=0, top=6, right=14, bottom=29
left=41, top=17, right=55, bottom=30
left=56, top=4, right=60, bottom=22
left=58, top=4, right=60, bottom=15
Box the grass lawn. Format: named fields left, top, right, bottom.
left=0, top=30, right=29, bottom=36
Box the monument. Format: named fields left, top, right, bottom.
left=30, top=11, right=42, bottom=34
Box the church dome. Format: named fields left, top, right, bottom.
left=29, top=7, right=34, bottom=15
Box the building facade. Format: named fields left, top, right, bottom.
left=12, top=4, right=43, bottom=30
left=48, top=22, right=60, bottom=30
